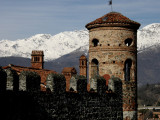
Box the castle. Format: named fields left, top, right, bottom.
left=0, top=12, right=140, bottom=120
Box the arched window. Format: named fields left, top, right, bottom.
left=125, top=38, right=133, bottom=46
left=82, top=61, right=84, bottom=65
left=91, top=59, right=99, bottom=78
left=124, top=59, right=132, bottom=81
left=92, top=39, right=99, bottom=47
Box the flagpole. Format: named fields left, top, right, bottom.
left=109, top=0, right=113, bottom=12
left=111, top=4, right=113, bottom=12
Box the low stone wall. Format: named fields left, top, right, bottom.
left=0, top=91, right=123, bottom=120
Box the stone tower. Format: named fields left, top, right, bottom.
left=86, top=12, right=140, bottom=120
left=31, top=50, right=44, bottom=69
left=79, top=55, right=87, bottom=77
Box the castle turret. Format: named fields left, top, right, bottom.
left=31, top=50, right=44, bottom=69
left=79, top=55, right=87, bottom=77
left=86, top=12, right=140, bottom=120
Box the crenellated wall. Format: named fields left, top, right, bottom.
left=0, top=67, right=123, bottom=120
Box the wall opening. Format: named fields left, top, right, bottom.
left=26, top=75, right=40, bottom=92
left=124, top=59, right=132, bottom=81
left=91, top=59, right=99, bottom=78
left=82, top=61, right=84, bottom=65
left=125, top=38, right=132, bottom=46
left=92, top=39, right=99, bottom=47
left=34, top=56, right=40, bottom=62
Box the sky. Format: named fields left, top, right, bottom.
left=0, top=0, right=160, bottom=40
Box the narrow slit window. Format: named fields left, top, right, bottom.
left=124, top=59, right=132, bottom=81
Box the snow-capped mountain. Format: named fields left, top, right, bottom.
left=0, top=23, right=160, bottom=61
left=0, top=30, right=89, bottom=61
left=137, top=23, right=160, bottom=51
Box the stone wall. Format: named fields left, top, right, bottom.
left=0, top=67, right=7, bottom=92
left=19, top=71, right=41, bottom=92
left=0, top=91, right=123, bottom=120
left=5, top=68, right=19, bottom=91
left=0, top=67, right=123, bottom=120
left=88, top=27, right=138, bottom=120
left=7, top=65, right=56, bottom=91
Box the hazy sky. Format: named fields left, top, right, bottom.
left=0, top=0, right=160, bottom=40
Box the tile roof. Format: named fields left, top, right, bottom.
left=85, top=12, right=140, bottom=29
left=62, top=67, right=77, bottom=73
left=3, top=64, right=57, bottom=73
left=79, top=55, right=87, bottom=60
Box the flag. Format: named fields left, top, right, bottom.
left=109, top=0, right=112, bottom=5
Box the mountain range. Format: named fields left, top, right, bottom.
left=0, top=30, right=89, bottom=61
left=0, top=23, right=160, bottom=85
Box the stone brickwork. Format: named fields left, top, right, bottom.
left=0, top=73, right=123, bottom=120
left=46, top=73, right=54, bottom=92
left=69, top=75, right=87, bottom=93
left=62, top=67, right=77, bottom=91
left=86, top=12, right=140, bottom=120
left=88, top=27, right=137, bottom=81
left=0, top=91, right=123, bottom=120
left=76, top=75, right=87, bottom=93
left=69, top=76, right=78, bottom=91
left=0, top=67, right=7, bottom=92
left=108, top=76, right=122, bottom=94
left=19, top=71, right=41, bottom=92
left=3, top=64, right=56, bottom=91
left=46, top=73, right=66, bottom=94
left=5, top=67, right=19, bottom=91
left=90, top=76, right=106, bottom=93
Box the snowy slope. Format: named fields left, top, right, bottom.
left=0, top=30, right=89, bottom=61
left=0, top=23, right=160, bottom=61
left=137, top=23, right=160, bottom=51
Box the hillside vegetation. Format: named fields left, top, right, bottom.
left=138, top=84, right=160, bottom=106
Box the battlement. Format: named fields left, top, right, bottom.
left=0, top=67, right=122, bottom=95
left=31, top=50, right=44, bottom=56
left=0, top=67, right=123, bottom=120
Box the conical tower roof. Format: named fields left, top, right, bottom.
left=86, top=12, right=140, bottom=30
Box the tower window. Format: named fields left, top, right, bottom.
left=92, top=39, right=99, bottom=47
left=34, top=56, right=40, bottom=62
left=125, top=38, right=132, bottom=46
left=124, top=59, right=132, bottom=81
left=91, top=59, right=99, bottom=78
left=82, top=61, right=84, bottom=65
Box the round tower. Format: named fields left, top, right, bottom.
left=86, top=12, right=140, bottom=120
